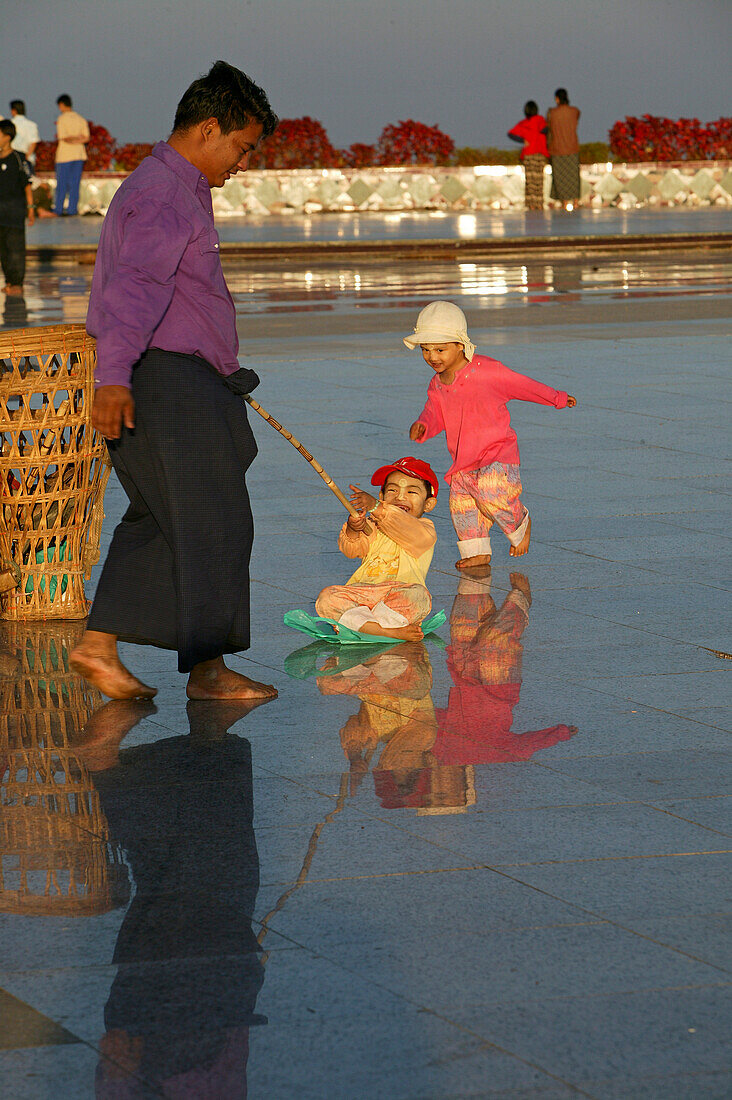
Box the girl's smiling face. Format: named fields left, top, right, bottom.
left=420, top=342, right=467, bottom=379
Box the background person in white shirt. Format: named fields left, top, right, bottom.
left=9, top=100, right=39, bottom=167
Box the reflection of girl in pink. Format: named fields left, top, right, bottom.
left=433, top=573, right=576, bottom=765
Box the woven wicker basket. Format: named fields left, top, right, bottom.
left=0, top=324, right=110, bottom=619
left=0, top=620, right=129, bottom=916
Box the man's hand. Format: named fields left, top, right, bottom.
left=409, top=420, right=426, bottom=441
left=349, top=484, right=377, bottom=512
left=93, top=386, right=135, bottom=439
left=566, top=395, right=577, bottom=407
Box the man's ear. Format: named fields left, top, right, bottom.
left=423, top=496, right=437, bottom=513
left=201, top=117, right=221, bottom=143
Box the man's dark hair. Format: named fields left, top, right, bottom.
left=10, top=100, right=25, bottom=115
left=554, top=88, right=569, bottom=104
left=173, top=60, right=278, bottom=138
left=524, top=100, right=539, bottom=118
left=57, top=94, right=73, bottom=108
left=0, top=119, right=17, bottom=140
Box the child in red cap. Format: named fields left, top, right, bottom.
left=315, top=457, right=439, bottom=642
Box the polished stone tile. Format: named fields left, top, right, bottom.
left=620, top=913, right=731, bottom=969
left=543, top=749, right=732, bottom=800
left=452, top=984, right=731, bottom=1085
left=392, top=799, right=722, bottom=867
left=0, top=1046, right=159, bottom=1100
left=508, top=852, right=730, bottom=920
left=650, top=796, right=732, bottom=834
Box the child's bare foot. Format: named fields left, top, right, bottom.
left=186, top=657, right=278, bottom=700
left=509, top=572, right=532, bottom=603
left=70, top=641, right=157, bottom=699
left=358, top=621, right=424, bottom=642
left=509, top=517, right=531, bottom=557
left=456, top=554, right=491, bottom=570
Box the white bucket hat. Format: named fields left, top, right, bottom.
left=403, top=301, right=475, bottom=361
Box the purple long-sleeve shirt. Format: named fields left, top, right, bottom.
left=86, top=142, right=238, bottom=388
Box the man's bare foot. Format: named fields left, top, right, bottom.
left=358, top=621, right=424, bottom=641
left=456, top=554, right=491, bottom=570
left=509, top=517, right=531, bottom=557
left=187, top=697, right=274, bottom=740
left=73, top=699, right=157, bottom=771
left=509, top=572, right=532, bottom=603
left=70, top=646, right=157, bottom=699
left=186, top=656, right=278, bottom=700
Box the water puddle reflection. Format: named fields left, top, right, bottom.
left=286, top=574, right=577, bottom=814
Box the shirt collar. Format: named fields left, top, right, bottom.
left=152, top=140, right=210, bottom=197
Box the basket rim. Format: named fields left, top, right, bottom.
left=0, top=324, right=95, bottom=356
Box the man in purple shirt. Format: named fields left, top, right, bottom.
left=70, top=61, right=279, bottom=702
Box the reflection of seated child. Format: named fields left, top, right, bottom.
left=315, top=457, right=438, bottom=642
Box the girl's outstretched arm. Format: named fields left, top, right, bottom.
left=499, top=362, right=572, bottom=408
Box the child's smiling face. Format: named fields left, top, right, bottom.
left=380, top=473, right=434, bottom=517
left=420, top=342, right=467, bottom=378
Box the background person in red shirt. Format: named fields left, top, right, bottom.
left=507, top=100, right=549, bottom=210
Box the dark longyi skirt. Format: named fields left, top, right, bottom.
left=523, top=154, right=547, bottom=210
left=88, top=349, right=258, bottom=672
left=550, top=153, right=581, bottom=201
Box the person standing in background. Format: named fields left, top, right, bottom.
left=547, top=88, right=581, bottom=210
left=9, top=101, right=39, bottom=167
left=0, top=119, right=35, bottom=296
left=54, top=94, right=90, bottom=215
left=507, top=100, right=549, bottom=211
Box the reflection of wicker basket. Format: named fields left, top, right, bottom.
left=0, top=621, right=129, bottom=916
left=0, top=324, right=110, bottom=619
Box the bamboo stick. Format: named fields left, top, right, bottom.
left=244, top=394, right=361, bottom=519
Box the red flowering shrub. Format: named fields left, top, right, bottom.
left=376, top=120, right=454, bottom=166
left=34, top=141, right=57, bottom=171
left=253, top=117, right=341, bottom=169
left=84, top=122, right=116, bottom=171
left=113, top=143, right=154, bottom=171
left=609, top=116, right=732, bottom=161
left=342, top=142, right=377, bottom=168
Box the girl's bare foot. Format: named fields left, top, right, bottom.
left=509, top=572, right=532, bottom=602
left=455, top=554, right=491, bottom=570
left=70, top=646, right=157, bottom=699
left=509, top=517, right=532, bottom=557
left=358, top=621, right=424, bottom=641
left=186, top=657, right=278, bottom=700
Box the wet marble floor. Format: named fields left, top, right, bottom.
left=25, top=204, right=732, bottom=249
left=0, top=247, right=730, bottom=1097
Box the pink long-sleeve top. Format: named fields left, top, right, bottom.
left=416, top=354, right=568, bottom=483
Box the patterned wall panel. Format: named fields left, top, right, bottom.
left=66, top=162, right=732, bottom=216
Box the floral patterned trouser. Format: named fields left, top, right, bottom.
left=449, top=463, right=529, bottom=558
left=315, top=582, right=431, bottom=629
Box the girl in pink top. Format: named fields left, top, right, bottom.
left=405, top=301, right=576, bottom=570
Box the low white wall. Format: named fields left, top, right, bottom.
left=38, top=161, right=732, bottom=216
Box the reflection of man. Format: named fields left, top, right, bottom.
left=53, top=94, right=90, bottom=215
left=71, top=62, right=279, bottom=703
left=84, top=702, right=267, bottom=1097
left=9, top=100, right=39, bottom=166
left=433, top=573, right=576, bottom=764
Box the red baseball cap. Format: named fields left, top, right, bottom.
left=371, top=456, right=439, bottom=497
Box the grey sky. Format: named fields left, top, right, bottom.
left=6, top=0, right=731, bottom=150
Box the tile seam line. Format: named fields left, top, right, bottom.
left=262, top=855, right=732, bottom=976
